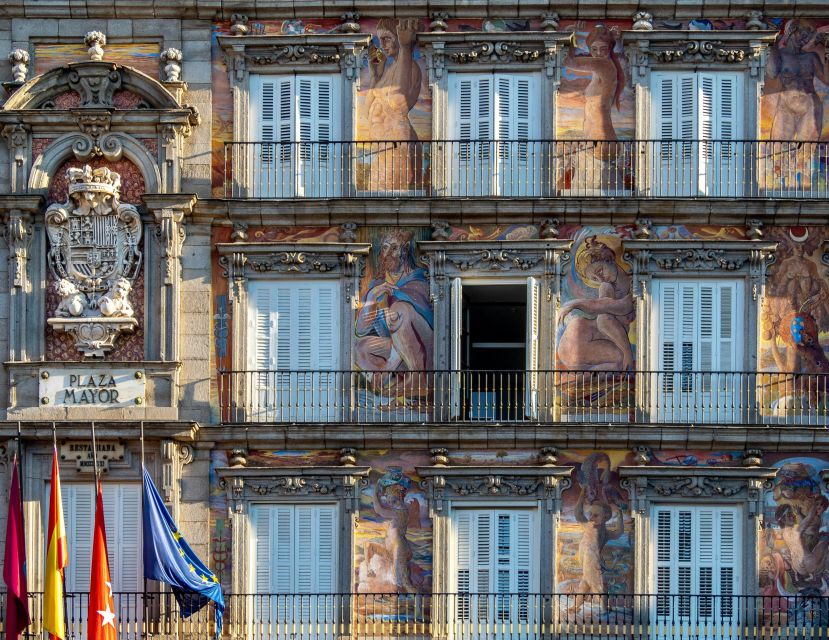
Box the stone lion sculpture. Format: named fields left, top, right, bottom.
left=55, top=278, right=86, bottom=317
left=98, top=277, right=134, bottom=318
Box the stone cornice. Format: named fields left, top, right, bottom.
left=205, top=423, right=829, bottom=451
left=0, top=420, right=199, bottom=441
left=192, top=198, right=829, bottom=227
left=4, top=2, right=829, bottom=20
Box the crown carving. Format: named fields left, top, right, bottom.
left=67, top=165, right=121, bottom=196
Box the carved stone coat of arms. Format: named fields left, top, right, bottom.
left=45, top=165, right=142, bottom=356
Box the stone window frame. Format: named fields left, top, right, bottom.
left=217, top=241, right=371, bottom=377
left=618, top=464, right=778, bottom=595
left=215, top=464, right=370, bottom=599
left=623, top=238, right=777, bottom=374
left=417, top=31, right=573, bottom=142
left=417, top=239, right=572, bottom=371
left=417, top=457, right=573, bottom=599
left=218, top=34, right=370, bottom=198
left=621, top=30, right=778, bottom=141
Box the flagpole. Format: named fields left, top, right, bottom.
left=140, top=421, right=148, bottom=640
left=16, top=420, right=29, bottom=636
left=52, top=421, right=67, bottom=640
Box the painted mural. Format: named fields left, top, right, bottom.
left=356, top=451, right=432, bottom=600
left=354, top=228, right=434, bottom=413
left=357, top=19, right=430, bottom=193
left=33, top=42, right=160, bottom=76
left=760, top=454, right=829, bottom=616
left=557, top=450, right=632, bottom=621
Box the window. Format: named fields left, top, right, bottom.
left=251, top=504, right=337, bottom=638
left=452, top=509, right=537, bottom=640
left=449, top=278, right=540, bottom=420
left=653, top=279, right=743, bottom=422
left=60, top=483, right=142, bottom=629
left=652, top=505, right=741, bottom=634
left=250, top=74, right=342, bottom=197
left=651, top=72, right=744, bottom=197
left=447, top=73, right=541, bottom=196
left=247, top=280, right=340, bottom=421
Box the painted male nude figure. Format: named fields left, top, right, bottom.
left=557, top=236, right=634, bottom=371
left=365, top=18, right=423, bottom=191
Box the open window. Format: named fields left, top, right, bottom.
left=250, top=74, right=343, bottom=198
left=449, top=278, right=540, bottom=420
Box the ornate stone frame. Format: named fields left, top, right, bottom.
left=418, top=239, right=571, bottom=370
left=619, top=465, right=778, bottom=595
left=215, top=465, right=370, bottom=603
left=621, top=30, right=778, bottom=140
left=218, top=34, right=370, bottom=198
left=417, top=462, right=573, bottom=598
left=217, top=241, right=370, bottom=377
left=623, top=239, right=777, bottom=373
left=418, top=32, right=573, bottom=142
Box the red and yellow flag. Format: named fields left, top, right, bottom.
left=43, top=447, right=67, bottom=640
left=88, top=480, right=117, bottom=640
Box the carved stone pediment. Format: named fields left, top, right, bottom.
left=418, top=239, right=571, bottom=302
left=216, top=465, right=371, bottom=514
left=623, top=240, right=777, bottom=298
left=619, top=465, right=777, bottom=518
left=622, top=30, right=778, bottom=81
left=44, top=165, right=142, bottom=357
left=218, top=34, right=371, bottom=84
left=417, top=465, right=573, bottom=513
left=418, top=31, right=573, bottom=80
left=217, top=241, right=370, bottom=303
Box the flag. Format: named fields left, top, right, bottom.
left=88, top=480, right=117, bottom=640
left=142, top=467, right=224, bottom=636
left=3, top=454, right=29, bottom=640
left=43, top=447, right=67, bottom=640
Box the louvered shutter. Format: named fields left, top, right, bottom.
left=450, top=278, right=463, bottom=417
left=449, top=75, right=493, bottom=194
left=61, top=484, right=95, bottom=592
left=101, top=484, right=142, bottom=593
left=525, top=277, right=540, bottom=417
left=700, top=73, right=743, bottom=196
left=652, top=505, right=741, bottom=622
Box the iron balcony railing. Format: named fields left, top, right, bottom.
left=217, top=369, right=829, bottom=426
left=5, top=592, right=829, bottom=639
left=223, top=139, right=829, bottom=199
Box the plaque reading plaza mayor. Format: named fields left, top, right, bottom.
left=39, top=368, right=146, bottom=407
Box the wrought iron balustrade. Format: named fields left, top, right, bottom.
left=223, top=139, right=829, bottom=199
left=217, top=369, right=829, bottom=426
left=4, top=592, right=828, bottom=639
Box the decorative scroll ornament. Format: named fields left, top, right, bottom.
left=45, top=165, right=142, bottom=356
left=451, top=41, right=543, bottom=64
left=653, top=40, right=748, bottom=63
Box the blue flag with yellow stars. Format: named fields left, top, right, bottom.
left=142, top=466, right=224, bottom=637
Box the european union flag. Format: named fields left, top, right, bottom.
left=142, top=467, right=225, bottom=637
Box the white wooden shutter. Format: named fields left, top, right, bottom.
left=248, top=281, right=341, bottom=372
left=525, top=277, right=540, bottom=417
left=450, top=278, right=463, bottom=417
left=101, top=484, right=142, bottom=592
left=451, top=75, right=493, bottom=158
left=652, top=505, right=742, bottom=618
left=252, top=505, right=337, bottom=594
left=61, top=484, right=95, bottom=592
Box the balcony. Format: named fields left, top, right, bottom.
left=222, top=139, right=829, bottom=199
left=5, top=592, right=827, bottom=639
left=217, top=370, right=829, bottom=426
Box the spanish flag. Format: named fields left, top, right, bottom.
left=43, top=447, right=67, bottom=640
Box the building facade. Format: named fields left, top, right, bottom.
left=0, top=1, right=828, bottom=638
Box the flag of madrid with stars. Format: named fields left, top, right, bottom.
left=88, top=481, right=117, bottom=640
